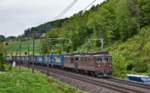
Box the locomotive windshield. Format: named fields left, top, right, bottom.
left=96, top=56, right=112, bottom=63
left=104, top=57, right=112, bottom=63
left=96, top=57, right=102, bottom=62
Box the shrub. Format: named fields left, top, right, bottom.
left=134, top=62, right=148, bottom=73
left=112, top=52, right=128, bottom=78
left=127, top=63, right=134, bottom=71
left=0, top=53, right=5, bottom=71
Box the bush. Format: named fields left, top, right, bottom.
left=127, top=63, right=134, bottom=71
left=112, top=52, right=128, bottom=78
left=0, top=53, right=5, bottom=71
left=134, top=62, right=148, bottom=73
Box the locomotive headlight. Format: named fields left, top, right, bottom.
left=98, top=65, right=101, bottom=67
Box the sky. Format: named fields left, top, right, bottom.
left=0, top=0, right=105, bottom=37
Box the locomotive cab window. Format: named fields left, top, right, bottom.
left=103, top=57, right=109, bottom=63
left=103, top=57, right=112, bottom=63
left=96, top=57, right=102, bottom=63
left=108, top=57, right=112, bottom=62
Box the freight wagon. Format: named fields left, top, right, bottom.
left=6, top=51, right=112, bottom=77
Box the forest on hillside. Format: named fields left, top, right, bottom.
left=42, top=0, right=150, bottom=77
left=43, top=0, right=149, bottom=52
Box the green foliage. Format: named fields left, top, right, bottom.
left=15, top=0, right=147, bottom=56
left=0, top=53, right=5, bottom=71
left=43, top=0, right=147, bottom=53
left=108, top=26, right=150, bottom=77
left=139, top=0, right=150, bottom=27
left=24, top=19, right=67, bottom=38
left=112, top=52, right=128, bottom=78
left=133, top=62, right=148, bottom=73
left=6, top=39, right=42, bottom=55
left=0, top=35, right=5, bottom=42
left=0, top=67, right=85, bottom=93
left=41, top=0, right=149, bottom=77
left=0, top=42, right=5, bottom=71
left=5, top=36, right=16, bottom=41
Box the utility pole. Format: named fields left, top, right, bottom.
left=2, top=42, right=8, bottom=71
left=27, top=37, right=30, bottom=69
left=100, top=38, right=104, bottom=50
left=32, top=32, right=35, bottom=73
left=46, top=38, right=49, bottom=76
left=16, top=48, right=18, bottom=66
left=39, top=37, right=49, bottom=75
left=19, top=37, right=22, bottom=65
left=4, top=42, right=8, bottom=60
left=19, top=36, right=22, bottom=69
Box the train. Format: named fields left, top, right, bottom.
left=6, top=51, right=112, bottom=77
left=127, top=74, right=150, bottom=84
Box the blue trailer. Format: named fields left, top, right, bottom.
left=49, top=54, right=64, bottom=67
left=36, top=56, right=45, bottom=64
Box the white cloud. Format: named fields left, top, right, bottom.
left=0, top=0, right=104, bottom=37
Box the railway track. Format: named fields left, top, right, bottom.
left=29, top=65, right=149, bottom=93
left=109, top=78, right=150, bottom=90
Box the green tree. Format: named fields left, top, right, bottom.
left=139, top=0, right=150, bottom=27
left=0, top=42, right=5, bottom=71
left=0, top=35, right=5, bottom=42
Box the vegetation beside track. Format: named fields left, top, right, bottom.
left=6, top=39, right=42, bottom=55
left=0, top=42, right=5, bottom=71
left=0, top=66, right=85, bottom=93
left=108, top=26, right=150, bottom=78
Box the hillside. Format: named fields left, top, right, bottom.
left=108, top=26, right=150, bottom=77
left=23, top=19, right=67, bottom=38
left=6, top=0, right=150, bottom=77
left=43, top=0, right=150, bottom=77
left=45, top=0, right=149, bottom=52
left=6, top=39, right=42, bottom=55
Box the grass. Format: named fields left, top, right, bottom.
left=0, top=66, right=85, bottom=93
left=6, top=39, right=42, bottom=55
